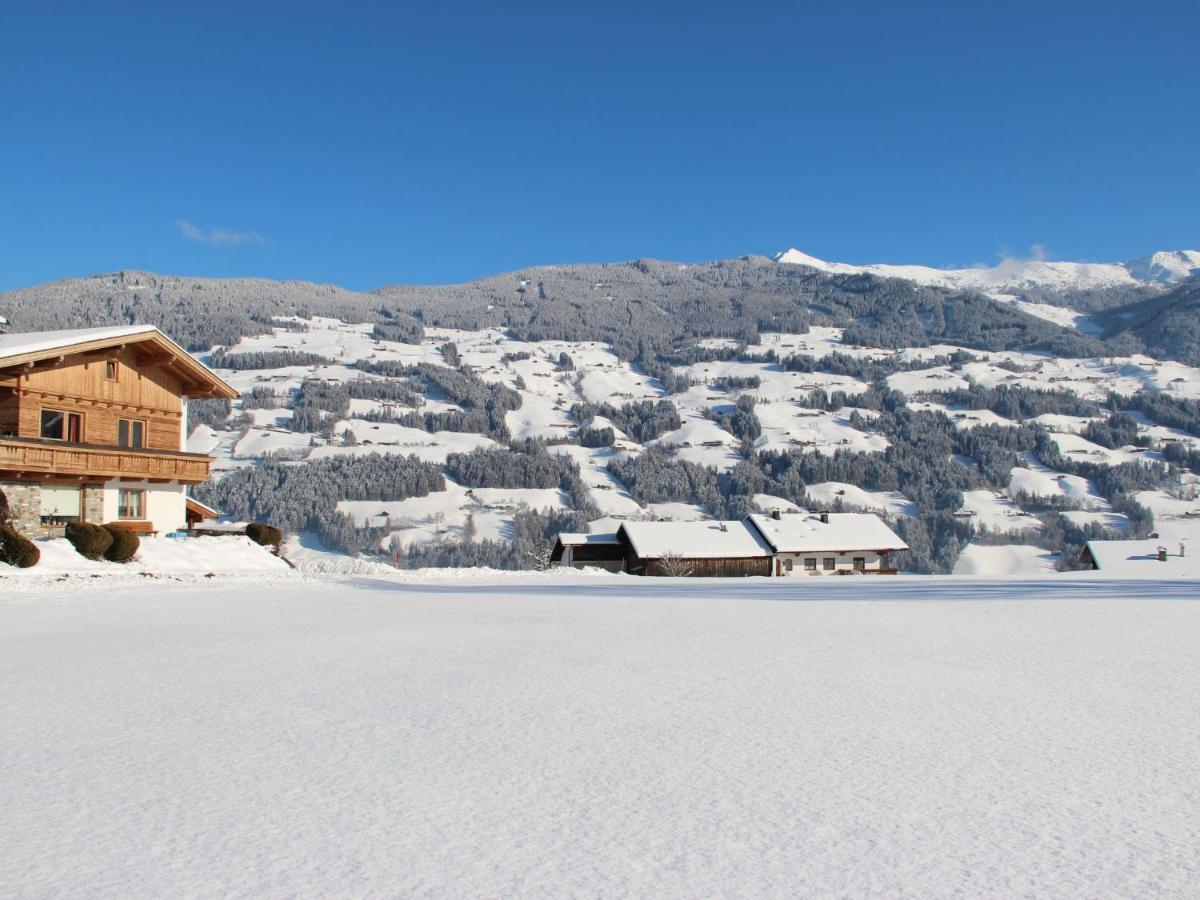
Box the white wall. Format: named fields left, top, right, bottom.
left=101, top=479, right=188, bottom=532
left=777, top=550, right=887, bottom=575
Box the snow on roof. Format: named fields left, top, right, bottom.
left=556, top=532, right=620, bottom=546
left=0, top=324, right=238, bottom=398
left=186, top=496, right=220, bottom=518
left=0, top=325, right=159, bottom=362
left=618, top=520, right=773, bottom=559
left=1083, top=539, right=1200, bottom=577
left=746, top=513, right=908, bottom=553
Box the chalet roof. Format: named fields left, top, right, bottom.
left=1082, top=539, right=1199, bottom=577
left=618, top=520, right=773, bottom=560
left=555, top=532, right=620, bottom=547
left=186, top=496, right=221, bottom=519
left=0, top=325, right=237, bottom=398
left=746, top=512, right=908, bottom=554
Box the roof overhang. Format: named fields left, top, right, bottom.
left=0, top=327, right=238, bottom=399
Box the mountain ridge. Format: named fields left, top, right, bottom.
left=774, top=247, right=1200, bottom=293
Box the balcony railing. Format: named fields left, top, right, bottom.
left=0, top=436, right=214, bottom=483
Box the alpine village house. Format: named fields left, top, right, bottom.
left=551, top=511, right=909, bottom=577
left=0, top=324, right=237, bottom=537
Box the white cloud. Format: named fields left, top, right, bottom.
left=176, top=219, right=267, bottom=247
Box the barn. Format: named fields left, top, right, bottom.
left=616, top=520, right=774, bottom=577
left=549, top=532, right=624, bottom=572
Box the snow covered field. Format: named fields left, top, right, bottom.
left=3, top=576, right=1198, bottom=897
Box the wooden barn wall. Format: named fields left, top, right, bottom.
left=5, top=349, right=185, bottom=451
left=643, top=557, right=772, bottom=578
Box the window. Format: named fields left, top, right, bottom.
left=804, top=558, right=817, bottom=571
left=118, top=489, right=145, bottom=520
left=853, top=557, right=866, bottom=570
left=105, top=360, right=118, bottom=381
left=118, top=419, right=145, bottom=449
left=823, top=557, right=836, bottom=571
left=783, top=558, right=793, bottom=572
left=41, top=410, right=82, bottom=442
left=40, top=485, right=82, bottom=525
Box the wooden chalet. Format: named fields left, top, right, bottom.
left=0, top=325, right=237, bottom=537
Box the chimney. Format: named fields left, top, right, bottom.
left=718, top=522, right=728, bottom=532
left=1181, top=543, right=1186, bottom=558
left=771, top=509, right=781, bottom=520
left=819, top=512, right=830, bottom=524
left=1157, top=546, right=1168, bottom=562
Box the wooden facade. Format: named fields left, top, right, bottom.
left=0, top=437, right=213, bottom=483
left=637, top=555, right=773, bottom=578
left=0, top=327, right=236, bottom=535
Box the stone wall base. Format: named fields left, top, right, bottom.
left=0, top=480, right=108, bottom=539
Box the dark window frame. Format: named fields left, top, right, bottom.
left=40, top=408, right=83, bottom=442
left=118, top=418, right=146, bottom=449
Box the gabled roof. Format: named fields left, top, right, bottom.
left=1083, top=539, right=1199, bottom=577
left=0, top=325, right=237, bottom=398
left=618, top=520, right=774, bottom=559
left=746, top=513, right=908, bottom=554
left=186, top=496, right=220, bottom=519
left=555, top=532, right=621, bottom=547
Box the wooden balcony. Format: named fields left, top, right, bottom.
left=0, top=436, right=214, bottom=484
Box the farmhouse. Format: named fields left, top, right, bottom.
left=0, top=325, right=237, bottom=536
left=746, top=511, right=907, bottom=575
left=553, top=511, right=908, bottom=577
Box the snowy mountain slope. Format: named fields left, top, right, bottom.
left=775, top=247, right=1200, bottom=293
left=173, top=314, right=1200, bottom=577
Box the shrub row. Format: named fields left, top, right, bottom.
left=64, top=523, right=140, bottom=563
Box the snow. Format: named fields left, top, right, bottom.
left=908, top=400, right=1018, bottom=430
left=803, top=482, right=917, bottom=517
left=0, top=324, right=158, bottom=361
left=0, top=535, right=291, bottom=582
left=956, top=490, right=1042, bottom=534
left=951, top=543, right=1060, bottom=576
left=619, top=519, right=773, bottom=558
left=987, top=293, right=1101, bottom=335
left=775, top=246, right=1200, bottom=291
left=2, top=576, right=1199, bottom=896
left=1008, top=453, right=1108, bottom=508
left=746, top=512, right=907, bottom=553
left=1049, top=432, right=1163, bottom=466
left=1083, top=538, right=1200, bottom=577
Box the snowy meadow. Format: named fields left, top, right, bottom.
left=2, top=574, right=1198, bottom=897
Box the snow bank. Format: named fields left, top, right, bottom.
left=0, top=535, right=292, bottom=583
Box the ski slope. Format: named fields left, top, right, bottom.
left=2, top=576, right=1198, bottom=897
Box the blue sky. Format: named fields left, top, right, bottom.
left=2, top=0, right=1197, bottom=290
